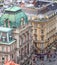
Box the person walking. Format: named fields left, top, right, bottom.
left=41, top=60, right=45, bottom=65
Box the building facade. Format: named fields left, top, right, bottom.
left=0, top=27, right=16, bottom=65
left=0, top=6, right=33, bottom=65
left=21, top=0, right=57, bottom=61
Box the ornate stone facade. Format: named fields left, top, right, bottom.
left=0, top=6, right=32, bottom=65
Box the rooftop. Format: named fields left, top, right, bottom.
left=0, top=6, right=28, bottom=28
left=22, top=1, right=57, bottom=22
left=0, top=27, right=12, bottom=32
left=22, top=1, right=57, bottom=13
left=5, top=6, right=21, bottom=12
left=47, top=3, right=57, bottom=10
left=0, top=39, right=16, bottom=45
left=24, top=1, right=50, bottom=8
left=35, top=1, right=50, bottom=8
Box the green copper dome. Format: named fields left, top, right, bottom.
left=0, top=6, right=28, bottom=27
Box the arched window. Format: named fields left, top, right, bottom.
left=4, top=19, right=11, bottom=27
left=21, top=18, right=25, bottom=26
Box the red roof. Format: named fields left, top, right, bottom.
left=4, top=61, right=19, bottom=65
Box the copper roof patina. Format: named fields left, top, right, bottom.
left=5, top=6, right=21, bottom=12
left=0, top=6, right=28, bottom=27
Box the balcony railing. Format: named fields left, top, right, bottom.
left=0, top=39, right=16, bottom=44
left=33, top=39, right=44, bottom=43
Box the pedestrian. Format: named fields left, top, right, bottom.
left=41, top=63, right=45, bottom=65
left=41, top=61, right=45, bottom=65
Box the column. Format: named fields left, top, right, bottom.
left=7, top=32, right=9, bottom=42
left=0, top=32, right=2, bottom=39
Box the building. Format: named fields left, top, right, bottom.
left=0, top=27, right=16, bottom=65
left=21, top=0, right=57, bottom=61
left=0, top=6, right=32, bottom=65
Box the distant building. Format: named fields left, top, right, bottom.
left=21, top=0, right=57, bottom=61
left=0, top=6, right=32, bottom=65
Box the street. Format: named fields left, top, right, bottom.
left=34, top=54, right=57, bottom=65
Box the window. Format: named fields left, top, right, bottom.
left=34, top=34, right=37, bottom=41
left=41, top=36, right=44, bottom=41
left=2, top=57, right=5, bottom=63
left=24, top=46, right=26, bottom=56
left=19, top=39, right=21, bottom=46
left=26, top=44, right=29, bottom=54
left=41, top=30, right=44, bottom=34
left=21, top=18, right=25, bottom=26
left=41, top=44, right=44, bottom=50
left=41, top=25, right=43, bottom=28
left=12, top=54, right=13, bottom=59
left=21, top=48, right=23, bottom=60
left=2, top=47, right=4, bottom=52
left=34, top=29, right=37, bottom=33
left=21, top=37, right=23, bottom=44
left=2, top=57, right=4, bottom=61
left=34, top=24, right=38, bottom=28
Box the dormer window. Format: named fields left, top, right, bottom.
left=21, top=18, right=25, bottom=26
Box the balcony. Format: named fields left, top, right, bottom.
left=20, top=59, right=24, bottom=64
left=0, top=27, right=16, bottom=45
left=28, top=53, right=32, bottom=58
left=0, top=39, right=16, bottom=45
left=24, top=57, right=27, bottom=61
left=33, top=39, right=44, bottom=43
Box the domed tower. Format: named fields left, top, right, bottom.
left=1, top=6, right=28, bottom=28
left=0, top=6, right=32, bottom=65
